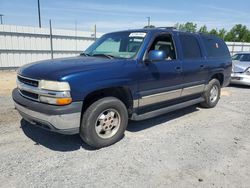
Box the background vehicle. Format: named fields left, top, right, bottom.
left=231, top=52, right=250, bottom=86
left=12, top=28, right=232, bottom=148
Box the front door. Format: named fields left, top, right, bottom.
left=137, top=33, right=183, bottom=107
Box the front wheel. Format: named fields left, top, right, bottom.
left=200, top=79, right=221, bottom=108
left=80, top=97, right=128, bottom=149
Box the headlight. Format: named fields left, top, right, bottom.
left=38, top=80, right=72, bottom=105
left=39, top=80, right=70, bottom=91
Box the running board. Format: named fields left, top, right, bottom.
left=131, top=97, right=204, bottom=121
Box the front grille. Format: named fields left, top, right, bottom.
left=19, top=90, right=39, bottom=101
left=18, top=75, right=39, bottom=87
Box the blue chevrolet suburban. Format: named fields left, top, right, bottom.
left=12, top=28, right=232, bottom=148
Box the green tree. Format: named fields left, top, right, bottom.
left=225, top=24, right=250, bottom=42
left=144, top=25, right=155, bottom=29
left=199, top=25, right=208, bottom=34
left=209, top=29, right=219, bottom=36
left=177, top=22, right=197, bottom=32
left=218, top=28, right=227, bottom=39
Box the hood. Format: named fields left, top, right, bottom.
left=232, top=60, right=250, bottom=73
left=18, top=56, right=128, bottom=80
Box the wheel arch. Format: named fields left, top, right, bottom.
left=210, top=72, right=224, bottom=86
left=81, top=87, right=134, bottom=117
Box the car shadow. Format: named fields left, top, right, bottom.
left=127, top=105, right=199, bottom=132
left=20, top=119, right=94, bottom=151
left=21, top=105, right=199, bottom=151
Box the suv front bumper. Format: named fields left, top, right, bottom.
left=12, top=88, right=82, bottom=135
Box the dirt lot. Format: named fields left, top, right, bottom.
left=0, top=71, right=250, bottom=188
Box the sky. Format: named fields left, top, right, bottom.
left=0, top=0, right=250, bottom=33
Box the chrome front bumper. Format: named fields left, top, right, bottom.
left=231, top=73, right=250, bottom=86
left=12, top=88, right=82, bottom=135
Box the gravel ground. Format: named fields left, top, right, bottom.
left=0, top=72, right=250, bottom=188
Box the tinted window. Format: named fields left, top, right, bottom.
left=201, top=35, right=230, bottom=58
left=179, top=34, right=202, bottom=59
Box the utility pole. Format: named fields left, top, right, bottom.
left=0, top=14, right=4, bottom=25
left=94, top=24, right=97, bottom=41
left=75, top=20, right=77, bottom=51
left=49, top=19, right=53, bottom=59
left=37, top=0, right=41, bottom=27
left=147, top=16, right=151, bottom=27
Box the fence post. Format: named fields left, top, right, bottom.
left=49, top=19, right=53, bottom=59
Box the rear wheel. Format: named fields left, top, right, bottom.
left=200, top=79, right=221, bottom=108
left=80, top=97, right=128, bottom=148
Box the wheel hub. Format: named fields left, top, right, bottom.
left=95, top=109, right=121, bottom=139
left=210, top=85, right=218, bottom=103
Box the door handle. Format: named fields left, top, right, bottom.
left=175, top=66, right=182, bottom=72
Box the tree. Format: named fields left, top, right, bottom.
left=209, top=29, right=219, bottom=36
left=225, top=24, right=250, bottom=42
left=144, top=25, right=155, bottom=29
left=218, top=28, right=227, bottom=39
left=177, top=22, right=197, bottom=32
left=166, top=22, right=250, bottom=42
left=199, top=25, right=208, bottom=34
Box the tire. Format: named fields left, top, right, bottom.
left=80, top=97, right=128, bottom=149
left=200, top=79, right=221, bottom=108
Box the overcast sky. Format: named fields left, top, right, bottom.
left=0, top=0, right=250, bottom=32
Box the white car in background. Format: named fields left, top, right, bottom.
left=231, top=52, right=250, bottom=86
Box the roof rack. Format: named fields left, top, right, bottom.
left=156, top=27, right=177, bottom=30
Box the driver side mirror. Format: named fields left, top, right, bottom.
left=146, top=50, right=167, bottom=62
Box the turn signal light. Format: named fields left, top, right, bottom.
left=56, top=98, right=72, bottom=105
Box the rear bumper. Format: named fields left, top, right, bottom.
left=231, top=73, right=250, bottom=86
left=12, top=88, right=82, bottom=135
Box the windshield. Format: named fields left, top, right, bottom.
left=232, top=54, right=241, bottom=60
left=84, top=31, right=147, bottom=59
left=232, top=54, right=250, bottom=61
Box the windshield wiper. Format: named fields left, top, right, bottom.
left=91, top=54, right=115, bottom=59
left=80, top=52, right=90, bottom=57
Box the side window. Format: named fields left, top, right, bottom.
left=241, top=54, right=250, bottom=61
left=179, top=34, right=202, bottom=59
left=148, top=34, right=176, bottom=60
left=201, top=35, right=230, bottom=58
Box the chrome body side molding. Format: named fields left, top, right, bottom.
left=139, top=89, right=182, bottom=106
left=181, top=84, right=205, bottom=97
left=139, top=84, right=205, bottom=107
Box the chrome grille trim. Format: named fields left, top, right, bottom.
left=18, top=89, right=39, bottom=101
left=17, top=75, right=71, bottom=101
left=17, top=80, right=71, bottom=98
left=17, top=74, right=39, bottom=87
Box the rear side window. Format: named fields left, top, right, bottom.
left=179, top=34, right=202, bottom=59
left=201, top=35, right=230, bottom=58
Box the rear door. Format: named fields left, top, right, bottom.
left=178, top=33, right=208, bottom=97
